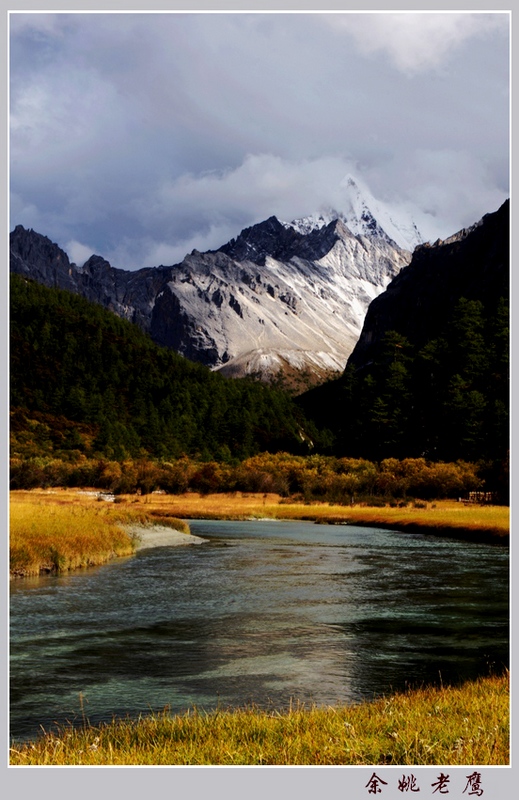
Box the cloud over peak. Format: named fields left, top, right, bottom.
left=10, top=11, right=509, bottom=270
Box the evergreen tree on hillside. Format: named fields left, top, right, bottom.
left=10, top=275, right=321, bottom=461
left=301, top=294, right=509, bottom=478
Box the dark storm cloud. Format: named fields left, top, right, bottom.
left=10, top=11, right=509, bottom=268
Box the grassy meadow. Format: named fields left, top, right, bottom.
left=9, top=673, right=509, bottom=766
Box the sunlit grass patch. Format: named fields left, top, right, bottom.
left=10, top=491, right=189, bottom=576
left=275, top=500, right=509, bottom=539
left=120, top=492, right=509, bottom=541
left=9, top=673, right=509, bottom=766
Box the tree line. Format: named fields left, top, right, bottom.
left=10, top=451, right=484, bottom=502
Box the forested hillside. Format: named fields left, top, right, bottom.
left=298, top=204, right=509, bottom=499
left=10, top=275, right=323, bottom=462
left=299, top=298, right=508, bottom=473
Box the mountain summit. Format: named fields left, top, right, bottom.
left=284, top=175, right=423, bottom=252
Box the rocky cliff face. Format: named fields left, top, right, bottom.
left=10, top=226, right=79, bottom=293
left=346, top=200, right=509, bottom=371
left=10, top=212, right=413, bottom=391
left=10, top=226, right=169, bottom=333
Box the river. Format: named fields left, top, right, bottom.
left=10, top=519, right=509, bottom=742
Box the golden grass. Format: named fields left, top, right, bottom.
left=9, top=673, right=509, bottom=766
left=127, top=491, right=509, bottom=541
left=9, top=490, right=188, bottom=576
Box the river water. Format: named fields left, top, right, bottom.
left=10, top=519, right=509, bottom=742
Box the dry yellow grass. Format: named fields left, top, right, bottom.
left=9, top=673, right=509, bottom=766
left=10, top=488, right=508, bottom=578
left=9, top=490, right=188, bottom=576
left=129, top=491, right=509, bottom=541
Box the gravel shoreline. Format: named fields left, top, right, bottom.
left=125, top=523, right=207, bottom=549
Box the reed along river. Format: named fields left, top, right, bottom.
left=10, top=519, right=509, bottom=742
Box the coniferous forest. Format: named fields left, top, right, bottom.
left=298, top=298, right=508, bottom=460
left=297, top=302, right=509, bottom=501
left=10, top=274, right=323, bottom=463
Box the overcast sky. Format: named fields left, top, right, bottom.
left=10, top=11, right=510, bottom=269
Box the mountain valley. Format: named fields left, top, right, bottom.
left=9, top=195, right=510, bottom=497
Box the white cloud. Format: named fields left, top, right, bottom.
left=142, top=154, right=361, bottom=230
left=104, top=224, right=239, bottom=270
left=65, top=240, right=97, bottom=267
left=144, top=148, right=508, bottom=240
left=328, top=12, right=508, bottom=74
left=387, top=149, right=509, bottom=240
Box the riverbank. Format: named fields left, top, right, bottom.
left=139, top=491, right=510, bottom=545
left=9, top=672, right=509, bottom=766
left=129, top=523, right=206, bottom=549
left=9, top=489, right=509, bottom=577
left=9, top=491, right=191, bottom=577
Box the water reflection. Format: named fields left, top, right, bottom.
left=10, top=520, right=508, bottom=741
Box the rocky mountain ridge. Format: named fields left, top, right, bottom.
left=10, top=204, right=415, bottom=391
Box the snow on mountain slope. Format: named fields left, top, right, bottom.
left=10, top=180, right=416, bottom=392
left=152, top=217, right=412, bottom=391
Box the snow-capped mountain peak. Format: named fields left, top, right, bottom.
left=284, top=174, right=423, bottom=252
left=10, top=202, right=414, bottom=393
